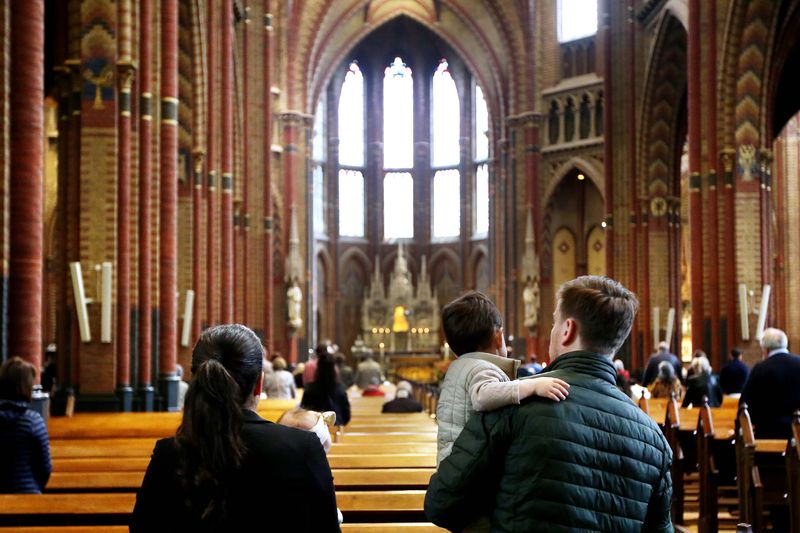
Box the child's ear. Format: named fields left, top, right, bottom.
left=494, top=327, right=505, bottom=350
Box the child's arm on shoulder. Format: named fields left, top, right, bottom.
left=518, top=374, right=570, bottom=402
left=468, top=366, right=521, bottom=411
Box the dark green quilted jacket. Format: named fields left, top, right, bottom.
left=425, top=351, right=673, bottom=533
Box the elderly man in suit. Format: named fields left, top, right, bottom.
left=740, top=327, right=800, bottom=438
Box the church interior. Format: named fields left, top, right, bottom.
left=1, top=0, right=800, bottom=528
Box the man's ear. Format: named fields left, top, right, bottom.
left=562, top=317, right=579, bottom=348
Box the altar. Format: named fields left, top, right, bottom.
left=359, top=244, right=441, bottom=354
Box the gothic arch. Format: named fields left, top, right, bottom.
left=543, top=156, right=605, bottom=207
left=468, top=244, right=489, bottom=291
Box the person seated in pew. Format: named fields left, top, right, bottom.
left=301, top=344, right=351, bottom=427
left=740, top=327, right=800, bottom=439
left=425, top=276, right=674, bottom=533
left=362, top=377, right=386, bottom=397
left=0, top=357, right=51, bottom=494
left=131, top=324, right=340, bottom=532
left=381, top=381, right=423, bottom=413
left=264, top=356, right=297, bottom=400
left=719, top=347, right=749, bottom=395
left=649, top=360, right=684, bottom=401
left=682, top=353, right=722, bottom=407
left=643, top=341, right=683, bottom=387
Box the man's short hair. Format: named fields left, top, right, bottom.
left=556, top=276, right=639, bottom=356
left=441, top=291, right=502, bottom=356
left=657, top=341, right=669, bottom=352
left=760, top=328, right=788, bottom=351
left=731, top=348, right=742, bottom=359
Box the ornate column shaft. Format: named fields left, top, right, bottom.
left=116, top=59, right=135, bottom=411
left=220, top=0, right=234, bottom=324
left=241, top=6, right=251, bottom=325
left=8, top=0, right=44, bottom=372
left=705, top=0, right=721, bottom=366
left=158, top=0, right=180, bottom=410
left=205, top=0, right=218, bottom=328
left=687, top=0, right=704, bottom=351
left=721, top=148, right=736, bottom=350
left=262, top=5, right=273, bottom=351
left=137, top=0, right=154, bottom=410
left=601, top=0, right=614, bottom=278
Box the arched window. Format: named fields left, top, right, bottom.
left=474, top=84, right=489, bottom=236
left=338, top=61, right=365, bottom=237
left=432, top=59, right=460, bottom=238
left=383, top=57, right=414, bottom=239
left=557, top=0, right=598, bottom=43
left=312, top=99, right=325, bottom=235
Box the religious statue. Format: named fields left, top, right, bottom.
left=523, top=275, right=540, bottom=331
left=287, top=279, right=303, bottom=330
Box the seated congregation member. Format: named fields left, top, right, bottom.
left=382, top=381, right=423, bottom=413
left=740, top=327, right=800, bottom=438
left=0, top=357, right=51, bottom=494
left=719, top=348, right=749, bottom=395
left=682, top=353, right=722, bottom=407
left=650, top=360, right=684, bottom=401
left=435, top=291, right=569, bottom=465
left=131, top=324, right=340, bottom=532
left=264, top=356, right=296, bottom=399
left=642, top=340, right=683, bottom=387
left=426, top=276, right=673, bottom=533
left=301, top=344, right=351, bottom=427
left=361, top=377, right=386, bottom=397
left=354, top=353, right=383, bottom=390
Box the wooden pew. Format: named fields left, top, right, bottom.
left=49, top=438, right=436, bottom=459
left=736, top=403, right=789, bottom=532
left=0, top=490, right=430, bottom=526
left=662, top=394, right=685, bottom=525
left=0, top=525, right=447, bottom=533
left=789, top=411, right=800, bottom=533
left=52, top=453, right=436, bottom=472
left=47, top=468, right=435, bottom=492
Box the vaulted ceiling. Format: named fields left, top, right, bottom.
left=282, top=0, right=537, bottom=122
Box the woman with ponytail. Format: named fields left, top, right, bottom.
left=131, top=324, right=340, bottom=532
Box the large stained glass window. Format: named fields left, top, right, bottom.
left=383, top=172, right=414, bottom=239
left=313, top=100, right=325, bottom=235
left=338, top=169, right=364, bottom=237
left=474, top=85, right=489, bottom=236
left=432, top=60, right=461, bottom=238
left=383, top=57, right=414, bottom=239
left=338, top=61, right=365, bottom=237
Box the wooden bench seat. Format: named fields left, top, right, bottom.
left=49, top=438, right=436, bottom=459
left=0, top=525, right=446, bottom=533
left=52, top=453, right=436, bottom=472
left=46, top=468, right=435, bottom=491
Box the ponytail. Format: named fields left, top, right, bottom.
left=176, top=358, right=247, bottom=523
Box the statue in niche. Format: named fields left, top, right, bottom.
left=523, top=275, right=540, bottom=331
left=287, top=278, right=303, bottom=330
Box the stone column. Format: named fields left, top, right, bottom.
left=262, top=6, right=274, bottom=351
left=205, top=0, right=218, bottom=328
left=721, top=148, right=736, bottom=352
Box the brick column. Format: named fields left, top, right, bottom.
left=116, top=60, right=135, bottom=411
left=8, top=0, right=44, bottom=374
left=721, top=148, right=736, bottom=351
left=158, top=0, right=180, bottom=411
left=206, top=0, right=218, bottom=328
left=687, top=0, right=704, bottom=352
left=704, top=0, right=721, bottom=367
left=601, top=0, right=614, bottom=278
left=220, top=0, right=234, bottom=324
left=627, top=0, right=640, bottom=367
left=262, top=6, right=273, bottom=351
left=241, top=6, right=251, bottom=325
left=137, top=0, right=154, bottom=411
left=191, top=151, right=203, bottom=344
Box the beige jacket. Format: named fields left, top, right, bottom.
left=435, top=352, right=520, bottom=465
